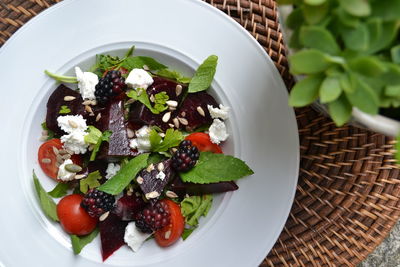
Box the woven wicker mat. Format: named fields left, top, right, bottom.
left=2, top=0, right=400, bottom=266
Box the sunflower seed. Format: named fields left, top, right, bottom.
left=96, top=113, right=102, bottom=122
left=127, top=190, right=133, bottom=196
left=99, top=211, right=110, bottom=222
left=178, top=117, right=188, bottom=125
left=125, top=98, right=136, bottom=105
left=197, top=106, right=205, bottom=117
left=136, top=176, right=144, bottom=184
left=41, top=158, right=51, bottom=164
left=68, top=120, right=78, bottom=128
left=166, top=100, right=178, bottom=108
left=64, top=96, right=76, bottom=101
left=168, top=123, right=175, bottom=128
left=85, top=105, right=94, bottom=114
left=52, top=146, right=59, bottom=155
left=181, top=111, right=186, bottom=117
left=159, top=133, right=166, bottom=138
left=82, top=100, right=92, bottom=105
left=162, top=112, right=171, bottom=123
left=149, top=94, right=155, bottom=103
left=39, top=135, right=48, bottom=141
left=165, top=190, right=178, bottom=198
left=176, top=85, right=183, bottom=96
left=173, top=118, right=180, bottom=128
left=157, top=162, right=164, bottom=172
left=65, top=164, right=82, bottom=173
left=56, top=154, right=64, bottom=163
left=146, top=164, right=155, bottom=172
left=62, top=154, right=71, bottom=160
left=164, top=230, right=171, bottom=239
left=143, top=65, right=149, bottom=71
left=170, top=148, right=178, bottom=153
left=58, top=149, right=68, bottom=155
left=127, top=128, right=135, bottom=138
left=74, top=174, right=86, bottom=180
left=169, top=107, right=176, bottom=111
left=145, top=191, right=160, bottom=199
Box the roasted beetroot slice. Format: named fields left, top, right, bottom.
left=168, top=176, right=238, bottom=197
left=138, top=159, right=176, bottom=204
left=97, top=100, right=138, bottom=161
left=113, top=193, right=147, bottom=221
left=148, top=76, right=187, bottom=102
left=99, top=212, right=128, bottom=261
left=176, top=92, right=218, bottom=131
left=46, top=85, right=85, bottom=135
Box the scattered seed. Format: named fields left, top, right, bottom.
left=168, top=123, right=175, bottom=128
left=127, top=128, right=135, bottom=139
left=162, top=112, right=171, bottom=123
left=68, top=120, right=78, bottom=128
left=64, top=96, right=76, bottom=101
left=96, top=113, right=102, bottom=122
left=56, top=154, right=64, bottom=163
left=88, top=144, right=94, bottom=151
left=159, top=133, right=166, bottom=138
left=65, top=164, right=83, bottom=173
left=178, top=117, right=188, bottom=125
left=82, top=100, right=92, bottom=105
left=149, top=94, right=155, bottom=103
left=125, top=98, right=136, bottom=105
left=143, top=65, right=149, bottom=71
left=127, top=190, right=133, bottom=196
left=99, top=211, right=110, bottom=222
left=157, top=162, right=164, bottom=172
left=176, top=85, right=183, bottom=96
left=164, top=230, right=171, bottom=239
left=168, top=106, right=177, bottom=111
left=136, top=176, right=144, bottom=184
left=85, top=105, right=94, bottom=114
left=146, top=164, right=155, bottom=172
left=197, top=106, right=205, bottom=117
left=170, top=148, right=178, bottom=153
left=166, top=100, right=178, bottom=108
left=62, top=154, right=71, bottom=160
left=41, top=158, right=51, bottom=164
left=52, top=146, right=59, bottom=155
left=39, top=136, right=48, bottom=141
left=58, top=149, right=68, bottom=155
left=42, top=130, right=48, bottom=136
left=165, top=191, right=178, bottom=198
left=185, top=194, right=190, bottom=198
left=91, top=100, right=98, bottom=106
left=145, top=191, right=160, bottom=199
left=74, top=174, right=86, bottom=180
left=173, top=118, right=180, bottom=128
left=181, top=111, right=186, bottom=117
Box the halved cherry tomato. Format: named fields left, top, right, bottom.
left=57, top=194, right=97, bottom=236
left=154, top=199, right=185, bottom=247
left=185, top=133, right=223, bottom=154
left=38, top=138, right=82, bottom=180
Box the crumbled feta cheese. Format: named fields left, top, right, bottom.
left=126, top=68, right=154, bottom=89
left=124, top=222, right=152, bottom=252
left=129, top=125, right=151, bottom=152
left=57, top=115, right=88, bottom=133
left=57, top=159, right=76, bottom=181
left=209, top=119, right=229, bottom=144
left=106, top=163, right=120, bottom=179
left=75, top=67, right=98, bottom=100
left=156, top=171, right=166, bottom=181
left=60, top=131, right=88, bottom=154
left=207, top=104, right=230, bottom=120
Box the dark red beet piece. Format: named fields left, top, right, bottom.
left=168, top=176, right=238, bottom=197
left=99, top=212, right=128, bottom=261
left=113, top=193, right=146, bottom=221
left=97, top=100, right=138, bottom=161
left=138, top=159, right=176, bottom=204
left=176, top=92, right=218, bottom=131
left=46, top=85, right=85, bottom=135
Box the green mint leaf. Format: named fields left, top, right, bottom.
left=339, top=0, right=371, bottom=17
left=127, top=89, right=161, bottom=114
left=98, top=154, right=149, bottom=195
left=180, top=152, right=254, bottom=184
left=156, top=69, right=191, bottom=83
left=59, top=105, right=71, bottom=114
left=320, top=76, right=342, bottom=103
left=70, top=229, right=99, bottom=255
left=182, top=228, right=196, bottom=241
left=121, top=56, right=167, bottom=71
left=41, top=122, right=56, bottom=140
left=181, top=195, right=213, bottom=227
left=289, top=49, right=332, bottom=74
left=33, top=171, right=59, bottom=221
left=44, top=70, right=78, bottom=83
left=299, top=26, right=340, bottom=55
left=289, top=74, right=324, bottom=107
left=84, top=126, right=102, bottom=145
left=150, top=128, right=184, bottom=152
left=90, top=130, right=112, bottom=161
left=80, top=171, right=102, bottom=194
left=328, top=94, right=352, bottom=126
left=188, top=55, right=218, bottom=93
left=48, top=183, right=69, bottom=198
left=342, top=24, right=370, bottom=51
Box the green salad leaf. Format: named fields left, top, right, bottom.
left=33, top=171, right=59, bottom=221
left=84, top=126, right=112, bottom=161
left=48, top=183, right=69, bottom=198
left=188, top=55, right=218, bottom=93
left=126, top=89, right=167, bottom=114
left=44, top=70, right=78, bottom=83
left=182, top=228, right=195, bottom=241
left=150, top=128, right=184, bottom=152
left=181, top=195, right=213, bottom=227
left=121, top=56, right=167, bottom=71
left=80, top=171, right=102, bottom=194
left=156, top=69, right=191, bottom=83
left=71, top=229, right=99, bottom=254
left=59, top=105, right=71, bottom=114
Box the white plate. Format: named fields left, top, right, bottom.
left=0, top=0, right=299, bottom=266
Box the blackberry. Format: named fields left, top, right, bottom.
left=81, top=188, right=115, bottom=217
left=171, top=140, right=200, bottom=172
left=94, top=70, right=127, bottom=105
left=135, top=201, right=170, bottom=233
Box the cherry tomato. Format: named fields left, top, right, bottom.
left=154, top=199, right=185, bottom=247
left=57, top=194, right=97, bottom=236
left=38, top=138, right=82, bottom=180
left=185, top=133, right=223, bottom=154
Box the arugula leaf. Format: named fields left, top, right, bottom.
left=121, top=56, right=167, bottom=71
left=44, top=70, right=78, bottom=83
left=181, top=195, right=213, bottom=227
left=41, top=122, right=56, bottom=140
left=59, top=105, right=71, bottom=114
left=180, top=152, right=254, bottom=184
left=84, top=127, right=112, bottom=161
left=80, top=171, right=102, bottom=194
left=97, top=154, right=149, bottom=195
left=156, top=69, right=191, bottom=83
left=48, top=183, right=69, bottom=198
left=150, top=128, right=184, bottom=152
left=33, top=171, right=59, bottom=221
left=70, top=229, right=99, bottom=254
left=188, top=55, right=218, bottom=93
left=126, top=89, right=166, bottom=114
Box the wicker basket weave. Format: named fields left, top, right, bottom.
left=1, top=0, right=400, bottom=266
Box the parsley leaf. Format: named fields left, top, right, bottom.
left=97, top=153, right=149, bottom=195
left=180, top=152, right=254, bottom=184
left=188, top=55, right=218, bottom=93
left=156, top=69, right=192, bottom=84
left=153, top=92, right=169, bottom=113
left=48, top=183, right=69, bottom=198
left=126, top=89, right=167, bottom=114
left=80, top=171, right=102, bottom=194
left=59, top=105, right=71, bottom=114
left=33, top=171, right=59, bottom=221
left=41, top=122, right=56, bottom=140
left=181, top=195, right=213, bottom=227
left=150, top=128, right=184, bottom=152
left=84, top=126, right=112, bottom=161
left=70, top=229, right=99, bottom=254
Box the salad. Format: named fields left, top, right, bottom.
left=34, top=46, right=254, bottom=261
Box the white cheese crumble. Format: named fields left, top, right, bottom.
left=57, top=115, right=89, bottom=154
left=124, top=222, right=152, bottom=252
left=129, top=125, right=152, bottom=152
left=126, top=68, right=154, bottom=89
left=75, top=67, right=98, bottom=100
left=105, top=163, right=120, bottom=179
left=156, top=171, right=166, bottom=181
left=207, top=104, right=230, bottom=120
left=57, top=115, right=88, bottom=133
left=209, top=119, right=229, bottom=144
left=57, top=159, right=76, bottom=181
